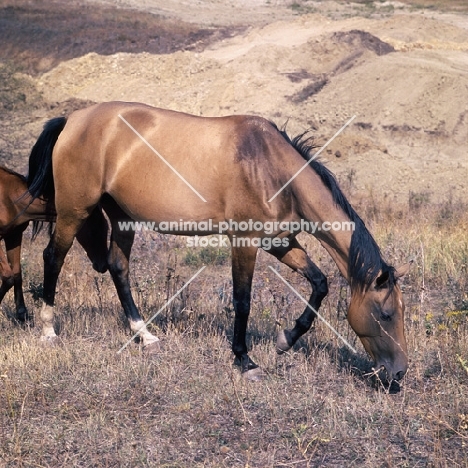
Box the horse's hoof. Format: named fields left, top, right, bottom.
left=242, top=367, right=264, bottom=382
left=40, top=335, right=59, bottom=346
left=143, top=340, right=161, bottom=355
left=276, top=330, right=292, bottom=354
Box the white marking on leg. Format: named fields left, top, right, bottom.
left=118, top=266, right=206, bottom=354
left=40, top=302, right=57, bottom=339
left=129, top=319, right=159, bottom=347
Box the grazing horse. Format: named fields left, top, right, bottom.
left=27, top=101, right=409, bottom=383
left=0, top=166, right=108, bottom=322
left=0, top=166, right=48, bottom=321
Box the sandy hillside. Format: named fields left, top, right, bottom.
left=31, top=1, right=468, bottom=201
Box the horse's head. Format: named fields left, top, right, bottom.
left=348, top=263, right=410, bottom=383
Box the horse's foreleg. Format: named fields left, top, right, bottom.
left=267, top=237, right=328, bottom=353
left=231, top=244, right=261, bottom=380
left=4, top=226, right=29, bottom=322
left=41, top=219, right=83, bottom=340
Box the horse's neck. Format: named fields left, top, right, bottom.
left=14, top=191, right=49, bottom=223
left=293, top=175, right=352, bottom=282
left=317, top=237, right=350, bottom=282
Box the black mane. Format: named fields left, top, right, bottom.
left=276, top=126, right=395, bottom=292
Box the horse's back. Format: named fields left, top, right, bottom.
left=63, top=101, right=280, bottom=158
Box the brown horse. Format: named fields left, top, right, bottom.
left=0, top=166, right=48, bottom=321
left=27, top=101, right=409, bottom=383
left=0, top=166, right=108, bottom=322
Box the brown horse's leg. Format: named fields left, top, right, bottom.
left=76, top=207, right=109, bottom=274
left=103, top=199, right=159, bottom=351
left=4, top=226, right=29, bottom=322
left=0, top=239, right=15, bottom=308
left=267, top=237, right=328, bottom=353
left=231, top=244, right=262, bottom=380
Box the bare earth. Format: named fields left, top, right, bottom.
left=29, top=0, right=468, bottom=203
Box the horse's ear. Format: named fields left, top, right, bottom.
left=395, top=261, right=413, bottom=278
left=375, top=271, right=390, bottom=289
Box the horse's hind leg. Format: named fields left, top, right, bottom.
left=266, top=237, right=328, bottom=353
left=41, top=216, right=86, bottom=340
left=103, top=200, right=160, bottom=352
left=4, top=226, right=29, bottom=322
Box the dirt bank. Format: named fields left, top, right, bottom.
left=1, top=0, right=467, bottom=203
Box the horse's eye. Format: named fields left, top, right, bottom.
left=380, top=312, right=391, bottom=322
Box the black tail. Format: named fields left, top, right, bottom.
left=27, top=117, right=67, bottom=239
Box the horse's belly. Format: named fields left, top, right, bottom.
left=108, top=173, right=225, bottom=233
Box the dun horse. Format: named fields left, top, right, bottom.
left=27, top=101, right=409, bottom=383
left=0, top=166, right=108, bottom=321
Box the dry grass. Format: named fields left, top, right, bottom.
left=1, top=197, right=467, bottom=467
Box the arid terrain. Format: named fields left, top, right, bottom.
left=0, top=0, right=467, bottom=467
left=2, top=0, right=468, bottom=200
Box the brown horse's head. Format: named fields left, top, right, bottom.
left=347, top=263, right=410, bottom=383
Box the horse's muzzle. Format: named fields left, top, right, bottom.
left=376, top=361, right=408, bottom=384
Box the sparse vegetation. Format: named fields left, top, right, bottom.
left=0, top=196, right=467, bottom=466
left=183, top=243, right=230, bottom=267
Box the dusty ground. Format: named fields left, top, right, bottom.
left=1, top=0, right=468, bottom=203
